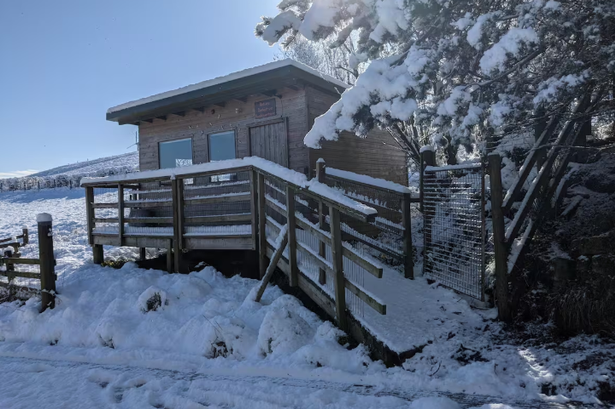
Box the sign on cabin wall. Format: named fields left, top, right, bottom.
left=254, top=98, right=276, bottom=119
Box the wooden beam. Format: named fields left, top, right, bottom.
left=329, top=206, right=348, bottom=331
left=85, top=187, right=95, bottom=245
left=286, top=186, right=298, bottom=287
left=488, top=154, right=511, bottom=322
left=172, top=111, right=186, bottom=117
left=213, top=102, right=226, bottom=108
left=262, top=90, right=277, bottom=97
left=193, top=107, right=206, bottom=114
left=118, top=184, right=125, bottom=246
left=257, top=173, right=267, bottom=279
left=235, top=97, right=248, bottom=103
left=157, top=115, right=167, bottom=121
left=254, top=229, right=289, bottom=302
left=401, top=192, right=413, bottom=279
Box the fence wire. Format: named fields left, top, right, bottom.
left=423, top=164, right=486, bottom=300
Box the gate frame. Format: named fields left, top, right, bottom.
left=420, top=152, right=487, bottom=302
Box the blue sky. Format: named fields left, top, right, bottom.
left=0, top=0, right=280, bottom=177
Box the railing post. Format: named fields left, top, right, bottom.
left=117, top=184, right=125, bottom=246
left=401, top=192, right=414, bottom=279
left=329, top=206, right=348, bottom=332
left=286, top=186, right=298, bottom=287
left=420, top=146, right=435, bottom=212
left=37, top=213, right=56, bottom=312
left=487, top=154, right=511, bottom=322
left=139, top=248, right=147, bottom=261
left=257, top=172, right=267, bottom=279
left=85, top=186, right=95, bottom=246
left=249, top=170, right=259, bottom=254
left=171, top=178, right=181, bottom=273
left=316, top=159, right=327, bottom=285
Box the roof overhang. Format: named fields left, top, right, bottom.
left=106, top=60, right=348, bottom=125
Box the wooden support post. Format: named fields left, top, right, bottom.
left=286, top=186, right=298, bottom=287
left=316, top=159, right=327, bottom=285
left=254, top=229, right=289, bottom=303
left=117, top=184, right=125, bottom=246
left=488, top=154, right=511, bottom=322
left=329, top=206, right=348, bottom=331
left=85, top=186, right=95, bottom=246
left=171, top=178, right=181, bottom=274
left=257, top=172, right=267, bottom=279
left=420, top=147, right=436, bottom=212
left=139, top=247, right=146, bottom=261
left=249, top=170, right=259, bottom=252
left=93, top=244, right=104, bottom=265
left=166, top=240, right=173, bottom=273
left=37, top=213, right=56, bottom=312
left=401, top=192, right=414, bottom=279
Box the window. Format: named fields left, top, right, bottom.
left=208, top=131, right=236, bottom=182
left=159, top=138, right=193, bottom=169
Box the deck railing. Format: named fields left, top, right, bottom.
left=316, top=161, right=419, bottom=279
left=81, top=159, right=390, bottom=330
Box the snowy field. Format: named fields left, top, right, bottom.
left=0, top=188, right=612, bottom=408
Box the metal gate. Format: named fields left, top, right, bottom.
left=422, top=163, right=486, bottom=300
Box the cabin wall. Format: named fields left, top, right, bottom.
left=138, top=87, right=310, bottom=174
left=305, top=86, right=408, bottom=185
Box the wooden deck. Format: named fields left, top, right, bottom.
left=81, top=158, right=418, bottom=337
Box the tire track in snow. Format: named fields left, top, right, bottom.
left=0, top=355, right=601, bottom=408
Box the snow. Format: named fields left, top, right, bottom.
left=326, top=167, right=411, bottom=194
left=36, top=213, right=52, bottom=223
left=0, top=187, right=614, bottom=405
left=107, top=59, right=347, bottom=114
left=479, top=28, right=539, bottom=73
left=82, top=156, right=378, bottom=217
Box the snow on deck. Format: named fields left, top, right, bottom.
left=325, top=167, right=413, bottom=194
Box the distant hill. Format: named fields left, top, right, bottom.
left=0, top=151, right=139, bottom=191
left=31, top=151, right=138, bottom=178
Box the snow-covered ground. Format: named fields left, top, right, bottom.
left=0, top=188, right=612, bottom=408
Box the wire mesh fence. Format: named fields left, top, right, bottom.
left=422, top=163, right=486, bottom=300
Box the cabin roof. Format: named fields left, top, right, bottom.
left=106, top=59, right=348, bottom=125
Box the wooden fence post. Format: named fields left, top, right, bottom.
left=21, top=228, right=29, bottom=246
left=37, top=213, right=56, bottom=312
left=401, top=192, right=414, bottom=279
left=257, top=172, right=267, bottom=279
left=329, top=206, right=348, bottom=331
left=139, top=248, right=146, bottom=261
left=285, top=186, right=298, bottom=287
left=316, top=159, right=327, bottom=285
left=487, top=154, right=511, bottom=322
left=420, top=147, right=436, bottom=212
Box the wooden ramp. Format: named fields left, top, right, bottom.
left=80, top=158, right=414, bottom=334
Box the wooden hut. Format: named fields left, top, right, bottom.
left=106, top=59, right=408, bottom=184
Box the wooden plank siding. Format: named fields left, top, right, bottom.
left=305, top=86, right=408, bottom=186
left=138, top=87, right=310, bottom=175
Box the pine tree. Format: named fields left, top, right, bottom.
left=256, top=0, right=615, bottom=164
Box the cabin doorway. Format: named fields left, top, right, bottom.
left=249, top=120, right=289, bottom=167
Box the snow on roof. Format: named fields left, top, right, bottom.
left=107, top=59, right=349, bottom=114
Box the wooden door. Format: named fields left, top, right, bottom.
left=249, top=121, right=289, bottom=167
